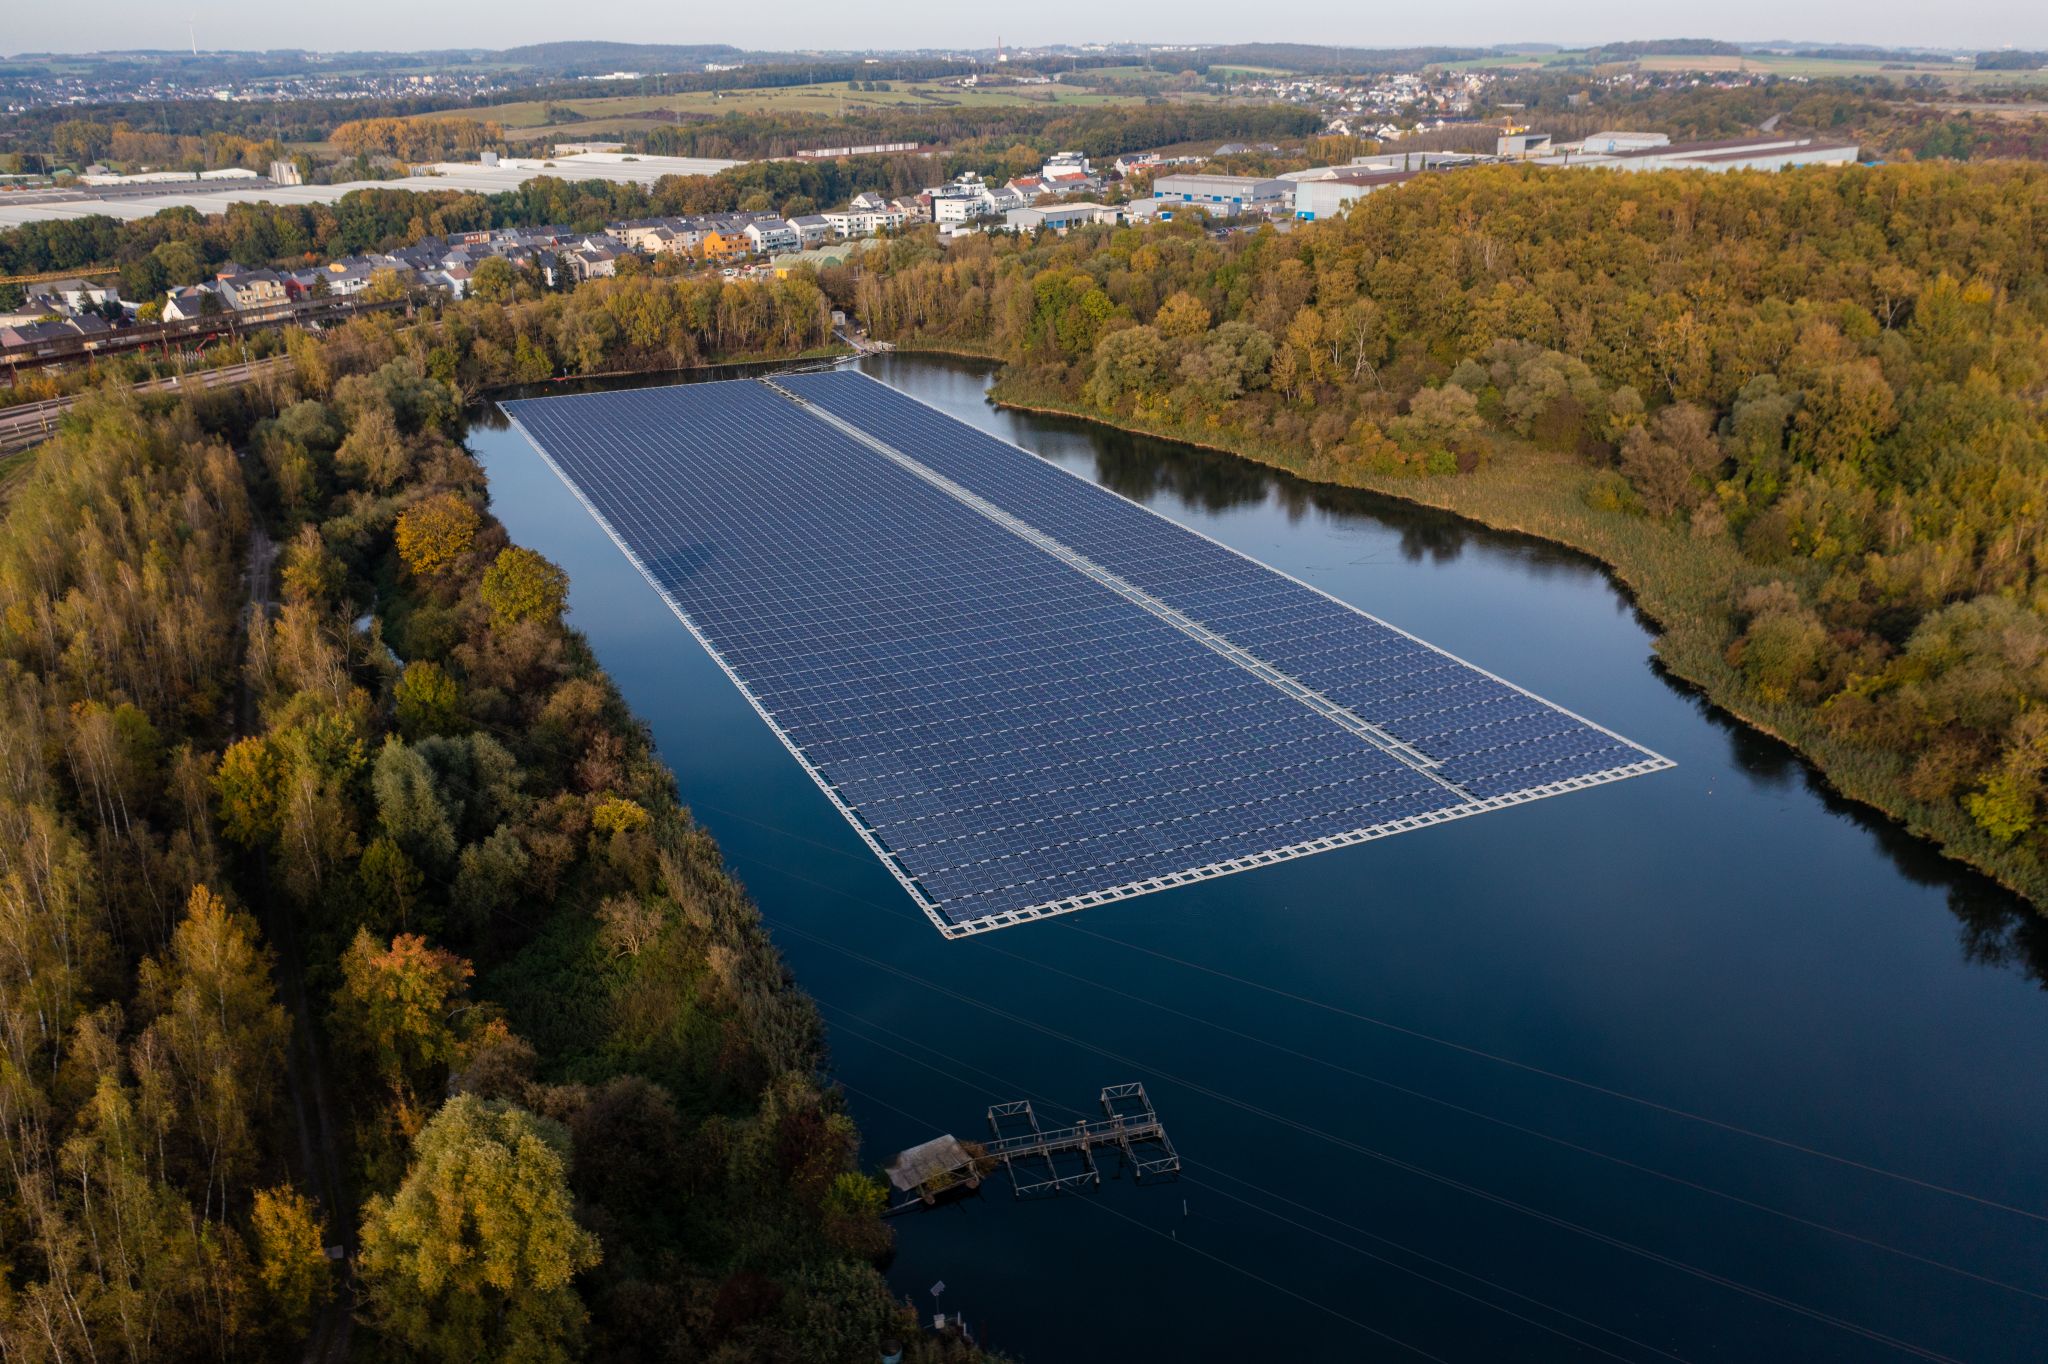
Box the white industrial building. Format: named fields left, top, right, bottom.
left=1004, top=201, right=1160, bottom=233
left=1540, top=133, right=1860, bottom=173
left=1150, top=174, right=1293, bottom=219
left=1291, top=169, right=1417, bottom=220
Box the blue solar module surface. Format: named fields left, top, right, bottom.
left=780, top=370, right=1654, bottom=801
left=503, top=374, right=1669, bottom=936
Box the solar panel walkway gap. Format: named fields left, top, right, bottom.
left=502, top=372, right=1672, bottom=938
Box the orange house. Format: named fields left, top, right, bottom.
left=699, top=230, right=750, bottom=262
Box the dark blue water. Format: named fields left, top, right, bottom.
left=471, top=354, right=2048, bottom=1363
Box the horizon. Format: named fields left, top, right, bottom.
left=7, top=9, right=2047, bottom=62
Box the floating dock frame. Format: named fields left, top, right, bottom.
left=986, top=1083, right=1181, bottom=1199
left=880, top=1083, right=1180, bottom=1214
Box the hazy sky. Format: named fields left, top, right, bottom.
left=9, top=0, right=2045, bottom=57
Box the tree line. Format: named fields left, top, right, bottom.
left=0, top=302, right=984, bottom=1359
left=328, top=117, right=508, bottom=164
left=844, top=160, right=2048, bottom=905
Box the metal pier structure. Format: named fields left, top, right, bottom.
left=880, top=1083, right=1180, bottom=1214
left=986, top=1083, right=1181, bottom=1199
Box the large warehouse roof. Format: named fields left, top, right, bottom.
left=0, top=152, right=745, bottom=229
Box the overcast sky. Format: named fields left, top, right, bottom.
left=9, top=0, right=2044, bottom=58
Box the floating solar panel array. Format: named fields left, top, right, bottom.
left=503, top=372, right=1671, bottom=937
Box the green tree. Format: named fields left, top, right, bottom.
left=373, top=737, right=459, bottom=873
left=358, top=1095, right=601, bottom=1364
left=335, top=402, right=414, bottom=491
left=470, top=255, right=519, bottom=305
left=453, top=827, right=531, bottom=932
left=357, top=836, right=428, bottom=936
left=214, top=735, right=287, bottom=847
left=136, top=885, right=292, bottom=1214
left=395, top=660, right=463, bottom=739
left=479, top=546, right=571, bottom=627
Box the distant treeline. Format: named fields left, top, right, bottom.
left=1588, top=39, right=1743, bottom=58
left=1180, top=43, right=1485, bottom=74
left=641, top=101, right=1322, bottom=162
left=1975, top=50, right=2048, bottom=71
left=0, top=95, right=471, bottom=155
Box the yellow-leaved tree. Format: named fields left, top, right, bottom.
left=358, top=1094, right=601, bottom=1363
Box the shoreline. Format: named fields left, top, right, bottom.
left=971, top=380, right=2039, bottom=911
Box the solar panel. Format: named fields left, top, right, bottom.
left=503, top=373, right=1670, bottom=936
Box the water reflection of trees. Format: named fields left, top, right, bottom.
left=1045, top=383, right=2048, bottom=995
left=1683, top=675, right=2048, bottom=991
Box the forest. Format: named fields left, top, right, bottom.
left=841, top=160, right=2048, bottom=905
left=637, top=101, right=1324, bottom=165
left=1476, top=75, right=2048, bottom=164
left=0, top=291, right=982, bottom=1359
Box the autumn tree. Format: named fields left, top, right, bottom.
left=479, top=546, right=571, bottom=627
left=395, top=493, right=480, bottom=579
left=1154, top=290, right=1211, bottom=340
left=136, top=884, right=292, bottom=1217
left=357, top=1095, right=601, bottom=1364
left=252, top=1185, right=333, bottom=1324
left=333, top=928, right=474, bottom=1103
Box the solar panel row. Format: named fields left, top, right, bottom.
left=779, top=370, right=1656, bottom=801
left=502, top=373, right=1670, bottom=936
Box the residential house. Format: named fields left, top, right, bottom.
left=699, top=228, right=751, bottom=261
left=0, top=315, right=111, bottom=350
left=214, top=268, right=289, bottom=312
left=24, top=277, right=120, bottom=315
left=928, top=173, right=996, bottom=225
left=162, top=284, right=221, bottom=321
left=565, top=243, right=619, bottom=281
left=789, top=214, right=835, bottom=247
left=742, top=217, right=800, bottom=255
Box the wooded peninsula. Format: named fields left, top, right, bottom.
left=0, top=298, right=988, bottom=1360
left=846, top=161, right=2048, bottom=906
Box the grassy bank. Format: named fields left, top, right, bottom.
left=986, top=374, right=2041, bottom=907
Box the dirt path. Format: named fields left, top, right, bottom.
left=238, top=526, right=357, bottom=1362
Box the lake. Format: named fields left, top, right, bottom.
left=469, top=353, right=2048, bottom=1362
